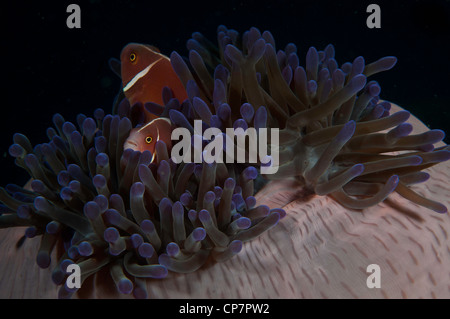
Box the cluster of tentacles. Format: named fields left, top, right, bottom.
left=1, top=25, right=449, bottom=299
left=151, top=25, right=449, bottom=213
left=0, top=106, right=283, bottom=298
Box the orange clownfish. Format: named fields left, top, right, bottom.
left=123, top=117, right=173, bottom=161
left=120, top=43, right=188, bottom=122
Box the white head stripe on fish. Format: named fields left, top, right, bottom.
left=142, top=45, right=170, bottom=60
left=137, top=117, right=171, bottom=133
left=123, top=57, right=164, bottom=92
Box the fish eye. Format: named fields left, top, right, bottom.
left=145, top=136, right=153, bottom=144
left=130, top=53, right=137, bottom=62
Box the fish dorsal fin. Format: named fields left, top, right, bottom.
left=144, top=44, right=161, bottom=53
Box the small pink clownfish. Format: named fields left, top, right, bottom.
left=120, top=43, right=188, bottom=122
left=123, top=117, right=173, bottom=161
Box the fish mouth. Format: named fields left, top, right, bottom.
left=124, top=140, right=139, bottom=150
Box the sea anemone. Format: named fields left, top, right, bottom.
left=0, top=106, right=283, bottom=298
left=164, top=25, right=449, bottom=213
left=0, top=25, right=449, bottom=299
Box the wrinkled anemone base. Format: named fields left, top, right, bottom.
left=1, top=104, right=449, bottom=299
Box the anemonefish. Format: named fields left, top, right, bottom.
left=123, top=117, right=173, bottom=162
left=120, top=43, right=188, bottom=122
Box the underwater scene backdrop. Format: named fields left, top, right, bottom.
left=3, top=0, right=450, bottom=186
left=2, top=0, right=449, bottom=186
left=1, top=0, right=450, bottom=297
